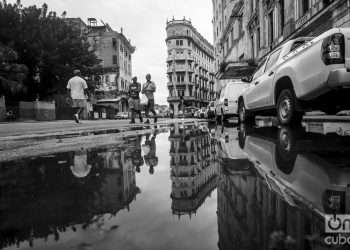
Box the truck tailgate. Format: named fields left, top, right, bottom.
left=345, top=31, right=350, bottom=70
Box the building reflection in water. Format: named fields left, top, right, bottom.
left=169, top=123, right=218, bottom=218
left=0, top=139, right=141, bottom=249
left=217, top=124, right=350, bottom=250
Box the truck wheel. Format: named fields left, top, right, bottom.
left=238, top=100, right=250, bottom=123
left=216, top=112, right=221, bottom=123
left=276, top=89, right=302, bottom=125
left=221, top=109, right=228, bottom=124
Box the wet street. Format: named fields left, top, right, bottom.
left=1, top=121, right=350, bottom=250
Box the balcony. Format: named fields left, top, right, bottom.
left=183, top=96, right=196, bottom=101
left=167, top=54, right=194, bottom=62
left=167, top=81, right=190, bottom=87
left=167, top=96, right=181, bottom=102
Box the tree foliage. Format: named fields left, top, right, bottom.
left=0, top=0, right=100, bottom=100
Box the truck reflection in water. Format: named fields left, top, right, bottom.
left=169, top=123, right=218, bottom=218
left=217, top=124, right=350, bottom=250
left=0, top=140, right=141, bottom=249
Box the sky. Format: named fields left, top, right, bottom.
left=18, top=0, right=214, bottom=105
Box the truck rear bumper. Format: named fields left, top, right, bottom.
left=327, top=68, right=350, bottom=88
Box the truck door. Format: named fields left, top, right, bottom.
left=246, top=49, right=281, bottom=109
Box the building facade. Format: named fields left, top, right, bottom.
left=65, top=18, right=135, bottom=113
left=87, top=19, right=135, bottom=112
left=166, top=18, right=217, bottom=116
left=169, top=123, right=218, bottom=218
left=212, top=0, right=350, bottom=81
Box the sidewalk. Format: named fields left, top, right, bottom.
left=0, top=118, right=207, bottom=162
left=0, top=118, right=198, bottom=139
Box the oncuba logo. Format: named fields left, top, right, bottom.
left=325, top=215, right=350, bottom=233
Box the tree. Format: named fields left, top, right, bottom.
left=0, top=2, right=100, bottom=101
left=0, top=43, right=28, bottom=98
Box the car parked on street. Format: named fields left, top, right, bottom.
left=216, top=81, right=248, bottom=123
left=115, top=112, right=129, bottom=119
left=207, top=101, right=216, bottom=119
left=238, top=28, right=350, bottom=125
left=199, top=107, right=207, bottom=119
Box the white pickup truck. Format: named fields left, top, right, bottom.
left=238, top=28, right=350, bottom=125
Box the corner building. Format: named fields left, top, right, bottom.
left=166, top=18, right=217, bottom=116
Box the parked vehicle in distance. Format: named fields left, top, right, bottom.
left=216, top=81, right=249, bottom=122
left=238, top=28, right=350, bottom=125
left=184, top=106, right=199, bottom=118
left=207, top=101, right=216, bottom=119
left=194, top=110, right=200, bottom=118
left=199, top=107, right=207, bottom=118
left=115, top=112, right=129, bottom=119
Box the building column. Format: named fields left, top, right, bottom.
left=174, top=102, right=179, bottom=115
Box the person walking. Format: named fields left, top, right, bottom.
left=142, top=73, right=157, bottom=124
left=67, top=69, right=88, bottom=123
left=128, top=76, right=143, bottom=124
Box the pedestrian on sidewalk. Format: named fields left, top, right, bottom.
left=142, top=73, right=157, bottom=124
left=67, top=69, right=88, bottom=123
left=128, top=76, right=143, bottom=124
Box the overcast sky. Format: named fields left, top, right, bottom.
left=18, top=0, right=214, bottom=104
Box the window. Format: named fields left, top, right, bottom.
left=257, top=27, right=261, bottom=49
left=279, top=0, right=285, bottom=36
left=180, top=40, right=183, bottom=46
left=253, top=57, right=267, bottom=80
left=113, top=55, right=118, bottom=65
left=301, top=0, right=309, bottom=16
left=268, top=12, right=274, bottom=46
left=265, top=49, right=281, bottom=72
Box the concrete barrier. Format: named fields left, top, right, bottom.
left=34, top=101, right=56, bottom=121
left=19, top=101, right=35, bottom=120
left=0, top=96, right=5, bottom=121
left=19, top=101, right=56, bottom=121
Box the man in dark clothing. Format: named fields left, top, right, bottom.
left=129, top=76, right=143, bottom=124
left=142, top=74, right=157, bottom=124
left=143, top=132, right=158, bottom=175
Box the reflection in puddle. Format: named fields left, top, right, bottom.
left=169, top=123, right=218, bottom=217
left=2, top=122, right=350, bottom=249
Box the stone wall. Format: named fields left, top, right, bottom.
left=19, top=101, right=56, bottom=121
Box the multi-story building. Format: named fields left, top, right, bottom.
left=65, top=18, right=135, bottom=113
left=166, top=18, right=217, bottom=116
left=87, top=18, right=135, bottom=112
left=169, top=123, right=218, bottom=218
left=212, top=0, right=350, bottom=81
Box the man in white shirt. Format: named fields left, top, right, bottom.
left=67, top=69, right=88, bottom=123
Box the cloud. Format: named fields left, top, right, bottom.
left=19, top=0, right=214, bottom=104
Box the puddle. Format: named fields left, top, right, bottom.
left=1, top=123, right=350, bottom=249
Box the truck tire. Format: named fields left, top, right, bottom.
left=221, top=109, right=227, bottom=124
left=276, top=89, right=302, bottom=125
left=238, top=100, right=251, bottom=124
left=216, top=111, right=221, bottom=123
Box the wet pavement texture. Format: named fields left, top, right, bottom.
left=1, top=122, right=350, bottom=250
